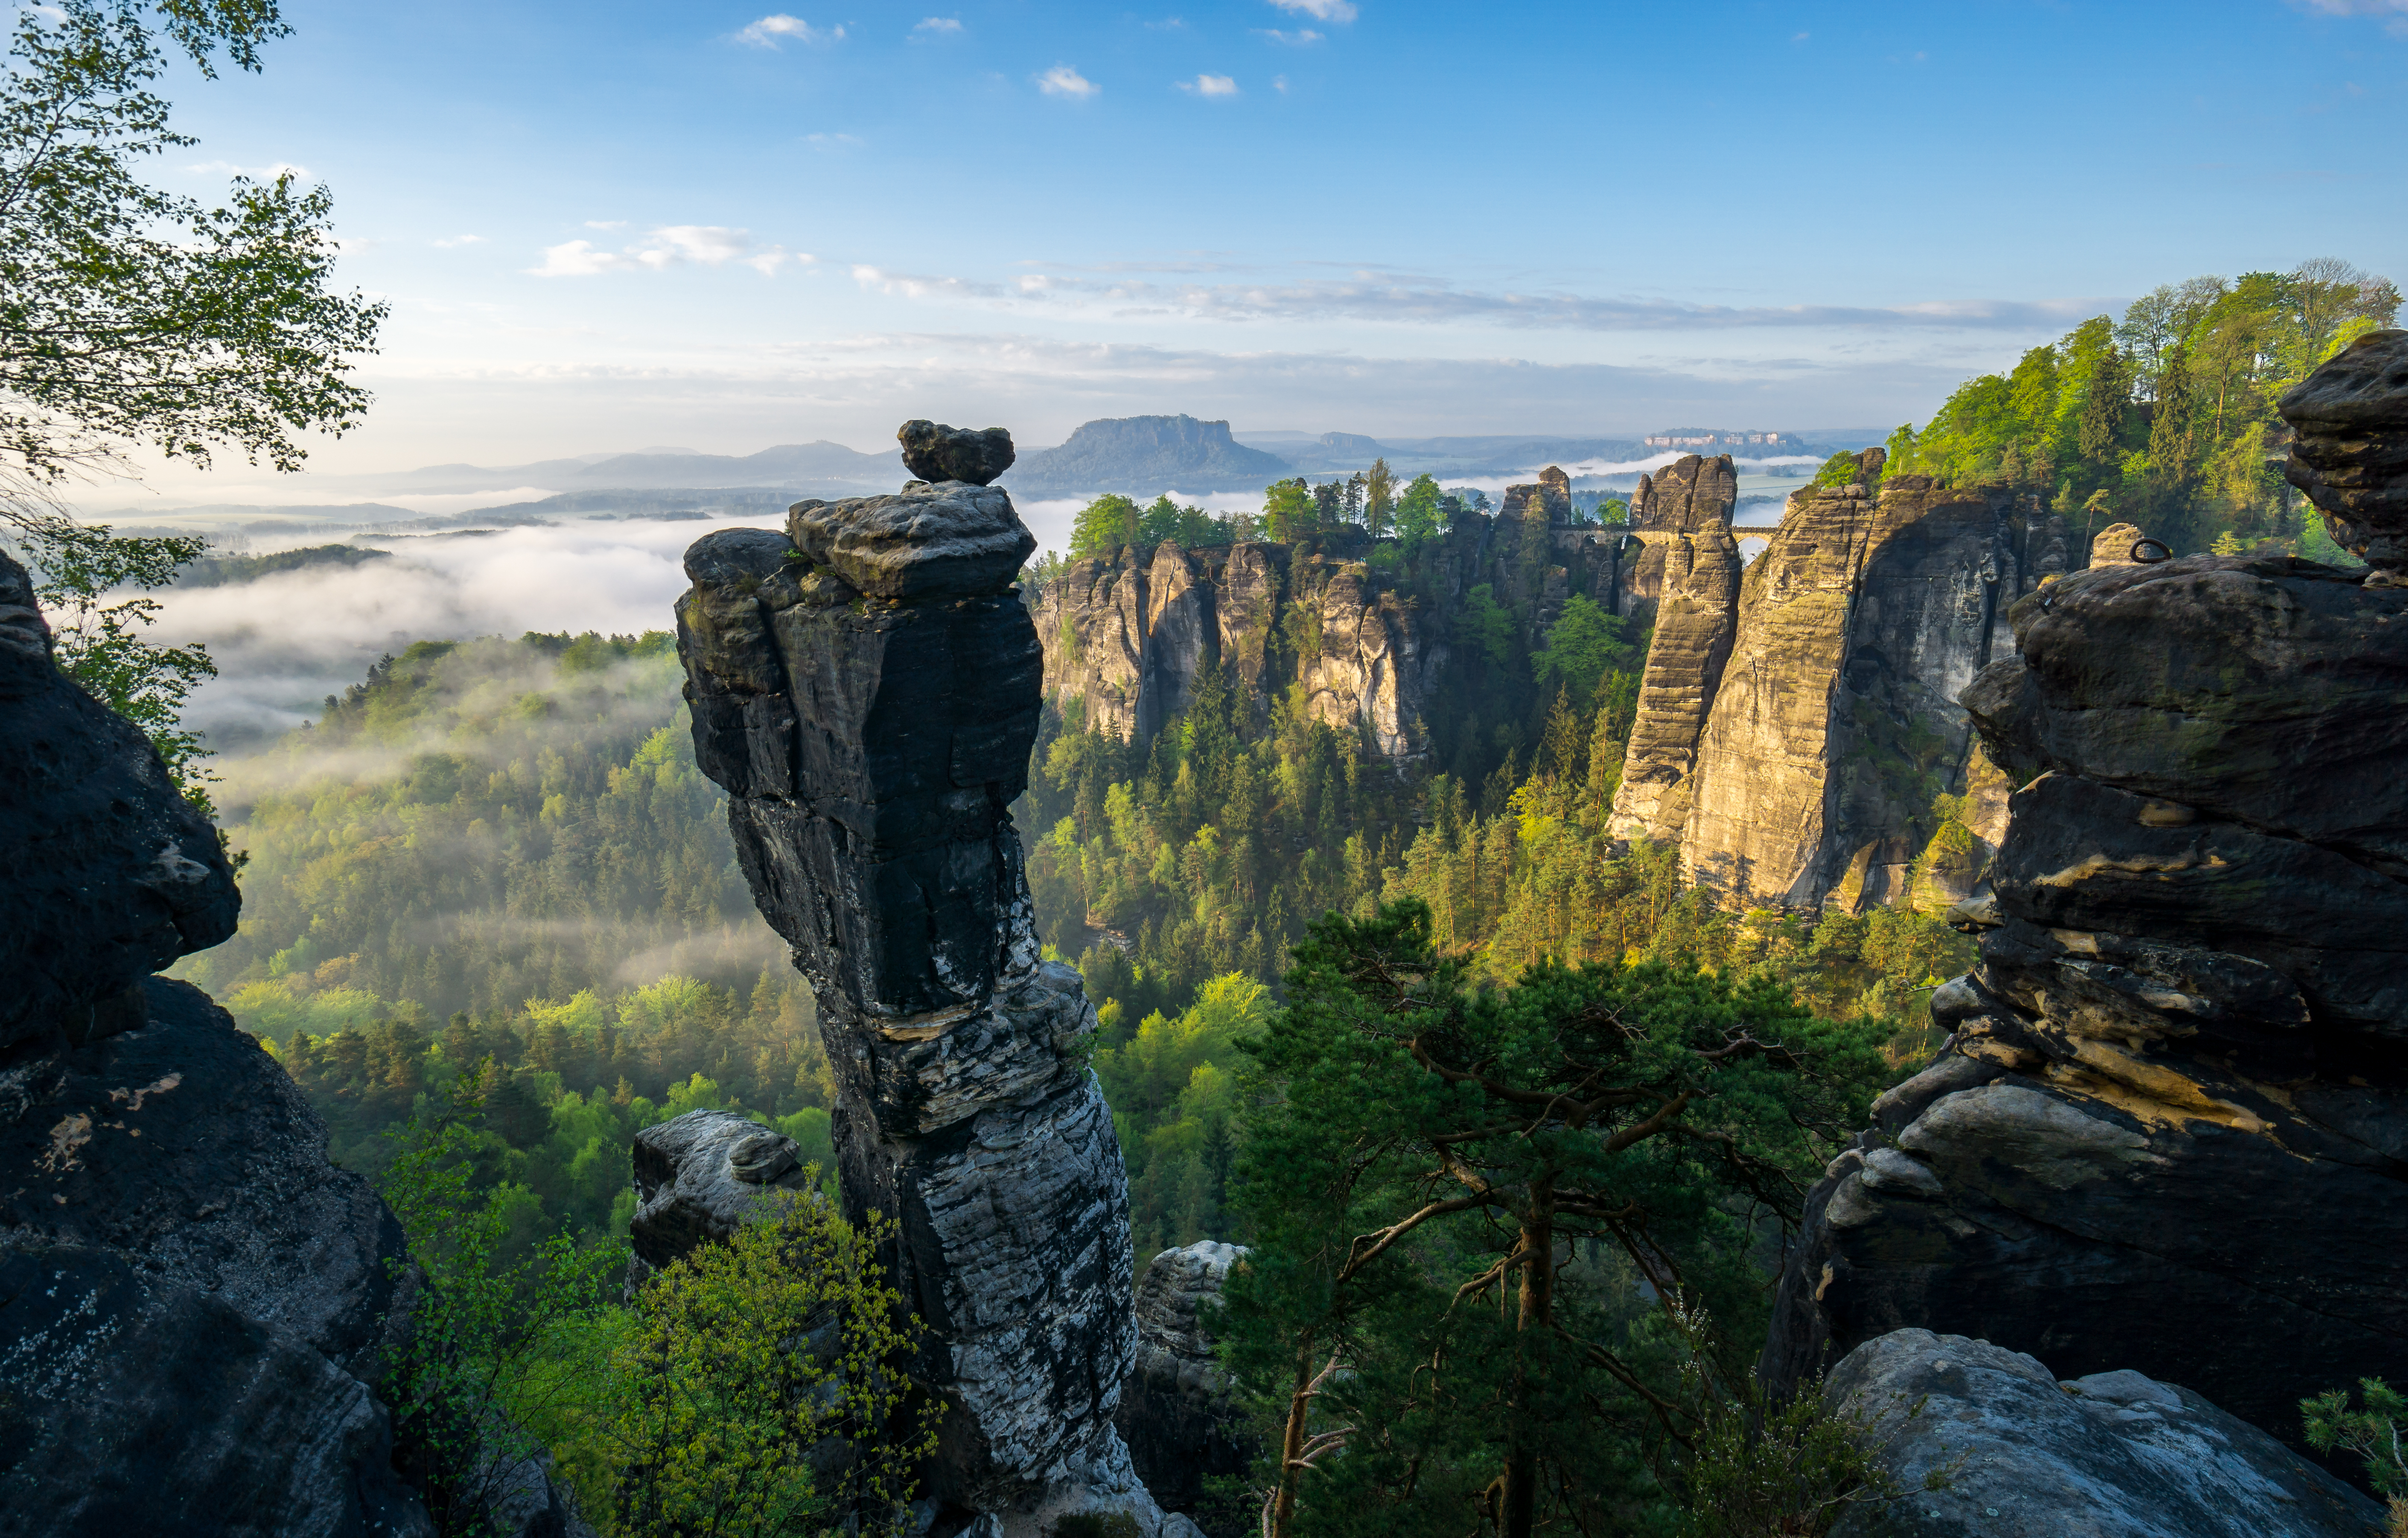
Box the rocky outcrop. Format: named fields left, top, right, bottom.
left=0, top=549, right=428, bottom=1537
left=1606, top=455, right=1743, bottom=843
left=2280, top=328, right=2408, bottom=573
left=1035, top=539, right=1445, bottom=762
left=1117, top=1243, right=1253, bottom=1534
left=1677, top=459, right=2068, bottom=907
left=1825, top=1330, right=2381, bottom=1538
left=1756, top=340, right=2408, bottom=1457
left=676, top=435, right=1180, bottom=1534
left=626, top=1109, right=819, bottom=1287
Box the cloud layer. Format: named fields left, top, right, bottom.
left=529, top=225, right=801, bottom=278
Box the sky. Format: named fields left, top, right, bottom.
left=103, top=0, right=2408, bottom=499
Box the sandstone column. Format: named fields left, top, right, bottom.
left=675, top=422, right=1169, bottom=1532
left=1606, top=453, right=1743, bottom=843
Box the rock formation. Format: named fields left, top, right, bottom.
left=1117, top=1242, right=1254, bottom=1535
left=1606, top=455, right=1744, bottom=843
left=900, top=420, right=1015, bottom=487
left=0, top=549, right=430, bottom=1535
left=1679, top=457, right=2067, bottom=908
left=1825, top=1330, right=2380, bottom=1537
left=1601, top=447, right=2070, bottom=908
left=676, top=434, right=1189, bottom=1534
left=625, top=1108, right=819, bottom=1287
left=2281, top=329, right=2408, bottom=573
left=1757, top=336, right=2408, bottom=1456
left=1034, top=536, right=1446, bottom=762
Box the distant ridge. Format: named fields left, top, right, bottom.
left=1003, top=415, right=1293, bottom=497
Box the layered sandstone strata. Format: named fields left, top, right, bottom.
left=1757, top=336, right=2408, bottom=1451
left=676, top=443, right=1183, bottom=1532
left=1606, top=454, right=1743, bottom=842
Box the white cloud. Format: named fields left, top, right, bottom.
left=1267, top=0, right=1356, bottom=22
left=432, top=234, right=486, bottom=248
left=584, top=219, right=628, bottom=230
left=526, top=226, right=804, bottom=278
left=845, top=260, right=2120, bottom=336
left=737, top=14, right=843, bottom=47
left=2291, top=0, right=2408, bottom=31
left=1037, top=64, right=1099, bottom=98
left=912, top=16, right=962, bottom=33
left=1179, top=73, right=1240, bottom=96
left=807, top=132, right=865, bottom=148
left=1254, top=27, right=1321, bottom=43
left=187, top=158, right=312, bottom=180
left=1274, top=73, right=1290, bottom=92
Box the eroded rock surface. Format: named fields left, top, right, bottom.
left=900, top=419, right=1016, bottom=487
left=1117, top=1242, right=1254, bottom=1533
left=626, top=1108, right=819, bottom=1286
left=677, top=443, right=1171, bottom=1532
left=1607, top=454, right=1743, bottom=843
left=1825, top=1330, right=2380, bottom=1538
left=1678, top=460, right=2067, bottom=908
left=1757, top=337, right=2408, bottom=1454
left=0, top=546, right=428, bottom=1536
left=2280, top=327, right=2408, bottom=573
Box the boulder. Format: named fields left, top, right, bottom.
left=626, top=1108, right=819, bottom=1287
left=0, top=552, right=238, bottom=1054
left=1825, top=1329, right=2381, bottom=1538
left=1117, top=1243, right=1255, bottom=1532
left=0, top=978, right=429, bottom=1538
left=898, top=420, right=1016, bottom=487
left=786, top=482, right=1035, bottom=601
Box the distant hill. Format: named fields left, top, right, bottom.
left=175, top=544, right=392, bottom=587
left=1003, top=415, right=1293, bottom=497
left=341, top=441, right=904, bottom=497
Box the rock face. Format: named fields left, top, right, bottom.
left=0, top=549, right=427, bottom=1537
left=2280, top=327, right=2408, bottom=574
left=1606, top=455, right=1743, bottom=843
left=676, top=449, right=1172, bottom=1533
left=626, top=1108, right=819, bottom=1286
left=1824, top=1330, right=2381, bottom=1538
left=1599, top=447, right=2071, bottom=907
left=1756, top=337, right=2408, bottom=1456
left=1116, top=1243, right=1254, bottom=1533
left=900, top=419, right=1015, bottom=487
left=1677, top=461, right=2068, bottom=907
left=0, top=554, right=239, bottom=1053
left=1034, top=536, right=1446, bottom=762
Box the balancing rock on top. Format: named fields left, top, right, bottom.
left=898, top=418, right=1015, bottom=487
left=2282, top=327, right=2408, bottom=573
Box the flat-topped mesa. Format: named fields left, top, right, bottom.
left=2281, top=327, right=2408, bottom=576
left=676, top=427, right=1169, bottom=1532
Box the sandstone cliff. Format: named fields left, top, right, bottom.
left=676, top=437, right=1192, bottom=1534
left=1603, top=446, right=2070, bottom=909
left=1756, top=331, right=2408, bottom=1456
left=1680, top=458, right=2068, bottom=908
left=1033, top=467, right=1639, bottom=764
left=0, top=550, right=430, bottom=1536
left=1606, top=455, right=1743, bottom=843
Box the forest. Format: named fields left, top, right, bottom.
left=1885, top=259, right=2398, bottom=557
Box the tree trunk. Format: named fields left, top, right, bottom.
left=1270, top=1340, right=1317, bottom=1538
left=1501, top=1199, right=1555, bottom=1538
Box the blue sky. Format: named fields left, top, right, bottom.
left=140, top=0, right=2408, bottom=484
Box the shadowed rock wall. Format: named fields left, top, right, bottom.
left=1756, top=333, right=2408, bottom=1457
left=1606, top=455, right=1743, bottom=842
left=0, top=550, right=429, bottom=1537
left=676, top=455, right=1186, bottom=1534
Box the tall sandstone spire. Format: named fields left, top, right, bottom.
left=674, top=424, right=1189, bottom=1533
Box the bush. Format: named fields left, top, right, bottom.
left=2304, top=1379, right=2408, bottom=1537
